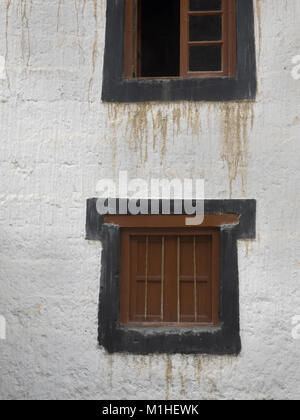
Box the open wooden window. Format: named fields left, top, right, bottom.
left=118, top=225, right=220, bottom=327
left=124, top=0, right=236, bottom=79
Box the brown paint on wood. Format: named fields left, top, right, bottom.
left=104, top=214, right=239, bottom=228
left=124, top=0, right=237, bottom=79
left=120, top=226, right=221, bottom=327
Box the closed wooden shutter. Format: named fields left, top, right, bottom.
left=120, top=228, right=220, bottom=327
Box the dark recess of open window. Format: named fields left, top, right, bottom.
left=140, top=0, right=180, bottom=78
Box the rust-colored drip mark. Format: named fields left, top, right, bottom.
left=57, top=0, right=64, bottom=32
left=144, top=235, right=149, bottom=320
left=108, top=355, right=113, bottom=390
left=20, top=0, right=31, bottom=67
left=172, top=107, right=181, bottom=138
left=193, top=236, right=197, bottom=322
left=165, top=356, right=173, bottom=400
left=245, top=241, right=249, bottom=257
left=105, top=102, right=206, bottom=165
left=148, top=355, right=153, bottom=382
left=5, top=0, right=12, bottom=89
left=177, top=236, right=180, bottom=323
left=193, top=355, right=202, bottom=383
left=220, top=102, right=254, bottom=198
left=88, top=0, right=98, bottom=105
left=81, top=0, right=87, bottom=17
left=161, top=236, right=165, bottom=321
left=179, top=355, right=188, bottom=397
left=255, top=0, right=262, bottom=60
left=74, top=0, right=84, bottom=58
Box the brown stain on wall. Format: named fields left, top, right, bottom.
left=245, top=241, right=249, bottom=257
left=219, top=102, right=254, bottom=198
left=137, top=355, right=145, bottom=375
left=179, top=355, right=189, bottom=397
left=74, top=0, right=84, bottom=59
left=82, top=0, right=87, bottom=17
left=293, top=261, right=300, bottom=269
left=5, top=0, right=12, bottom=88
left=107, top=104, right=124, bottom=167
left=172, top=107, right=181, bottom=138
left=106, top=101, right=254, bottom=197
left=165, top=355, right=173, bottom=400
left=20, top=0, right=31, bottom=67
left=148, top=355, right=153, bottom=381
left=255, top=0, right=262, bottom=60
left=193, top=355, right=202, bottom=383
left=108, top=354, right=113, bottom=390
left=5, top=0, right=32, bottom=86
left=88, top=0, right=99, bottom=105
left=105, top=102, right=203, bottom=166
left=57, top=0, right=64, bottom=32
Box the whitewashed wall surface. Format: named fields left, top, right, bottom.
left=0, top=0, right=300, bottom=400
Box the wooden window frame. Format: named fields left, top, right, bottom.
left=86, top=199, right=257, bottom=355
left=124, top=0, right=237, bottom=79
left=102, top=0, right=256, bottom=103
left=119, top=227, right=220, bottom=328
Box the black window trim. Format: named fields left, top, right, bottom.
left=101, top=0, right=257, bottom=103
left=86, top=199, right=256, bottom=355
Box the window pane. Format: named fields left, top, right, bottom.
left=189, top=15, right=222, bottom=41
left=190, top=0, right=222, bottom=11
left=189, top=45, right=222, bottom=71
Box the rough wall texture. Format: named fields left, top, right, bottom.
left=0, top=0, right=299, bottom=400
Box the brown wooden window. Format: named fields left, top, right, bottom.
left=87, top=200, right=256, bottom=354
left=119, top=226, right=220, bottom=327
left=124, top=0, right=236, bottom=79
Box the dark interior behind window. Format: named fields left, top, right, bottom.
left=140, top=0, right=180, bottom=77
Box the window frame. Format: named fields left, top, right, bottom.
left=119, top=226, right=220, bottom=328
left=102, top=0, right=256, bottom=102
left=180, top=0, right=236, bottom=78
left=86, top=199, right=256, bottom=355
left=124, top=0, right=237, bottom=79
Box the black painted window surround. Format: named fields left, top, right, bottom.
left=101, top=0, right=257, bottom=102
left=86, top=199, right=256, bottom=355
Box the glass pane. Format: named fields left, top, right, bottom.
left=189, top=15, right=222, bottom=41
left=189, top=45, right=222, bottom=71
left=190, top=0, right=222, bottom=11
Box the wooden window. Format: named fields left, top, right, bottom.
left=124, top=0, right=236, bottom=79
left=119, top=226, right=220, bottom=327
left=87, top=199, right=256, bottom=354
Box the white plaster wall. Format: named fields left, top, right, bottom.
left=0, top=0, right=299, bottom=400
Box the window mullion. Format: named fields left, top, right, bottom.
left=180, top=0, right=189, bottom=77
